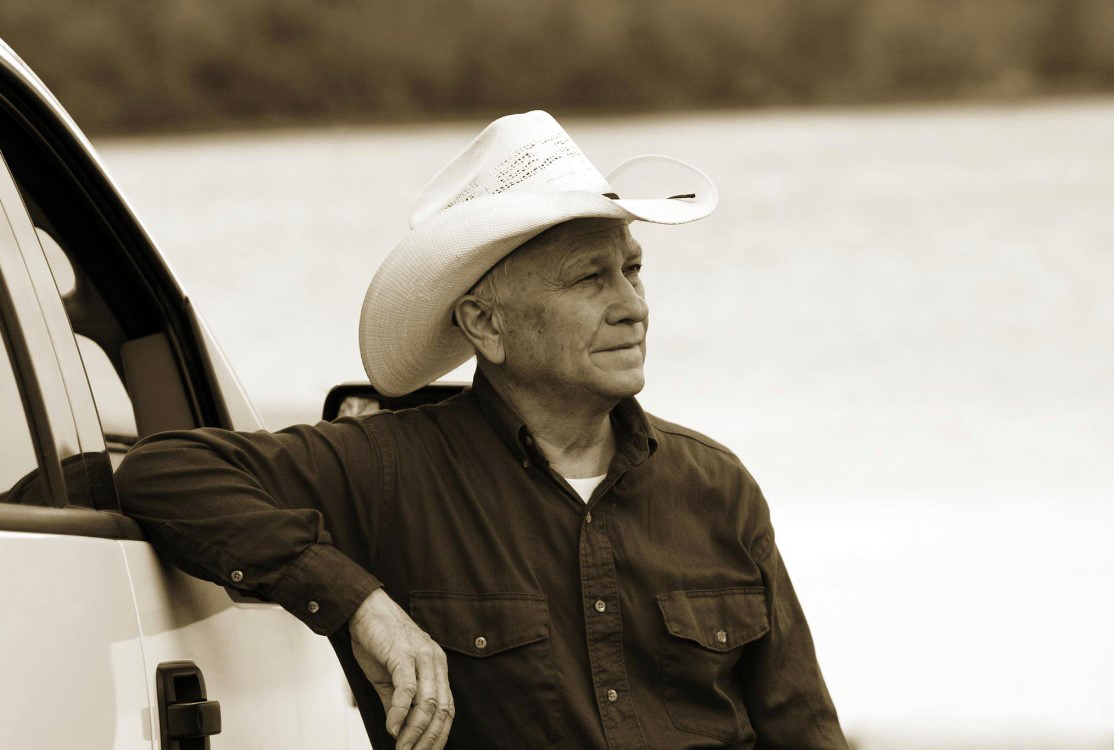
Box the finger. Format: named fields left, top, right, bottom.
left=418, top=659, right=454, bottom=748
left=436, top=706, right=454, bottom=750
left=395, top=651, right=439, bottom=750
left=434, top=683, right=455, bottom=750
left=372, top=683, right=394, bottom=715
left=432, top=709, right=453, bottom=750
left=386, top=659, right=417, bottom=739
left=414, top=654, right=453, bottom=750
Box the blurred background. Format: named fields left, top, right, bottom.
left=4, top=1, right=1113, bottom=747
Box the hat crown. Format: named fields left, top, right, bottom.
left=409, top=110, right=612, bottom=228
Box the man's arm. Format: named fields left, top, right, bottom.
left=739, top=540, right=848, bottom=749
left=115, top=418, right=454, bottom=748
left=732, top=475, right=849, bottom=749
left=116, top=420, right=383, bottom=632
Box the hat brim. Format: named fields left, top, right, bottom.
left=360, top=155, right=716, bottom=396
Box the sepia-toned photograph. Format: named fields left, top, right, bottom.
left=1, top=2, right=1111, bottom=748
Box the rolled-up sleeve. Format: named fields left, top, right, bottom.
left=115, top=416, right=392, bottom=635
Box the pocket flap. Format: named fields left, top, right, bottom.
left=410, top=592, right=549, bottom=658
left=657, top=587, right=769, bottom=651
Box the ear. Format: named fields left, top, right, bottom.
left=453, top=295, right=506, bottom=365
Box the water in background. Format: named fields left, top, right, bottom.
left=97, top=100, right=1114, bottom=747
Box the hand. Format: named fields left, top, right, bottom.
left=349, top=588, right=455, bottom=749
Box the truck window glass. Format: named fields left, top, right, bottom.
left=0, top=319, right=42, bottom=503
left=35, top=228, right=139, bottom=465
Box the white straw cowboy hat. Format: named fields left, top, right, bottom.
left=359, top=110, right=717, bottom=396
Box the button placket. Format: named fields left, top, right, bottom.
left=578, top=501, right=643, bottom=747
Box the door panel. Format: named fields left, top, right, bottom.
left=0, top=531, right=150, bottom=748
left=121, top=541, right=356, bottom=748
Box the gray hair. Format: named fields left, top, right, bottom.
left=467, top=248, right=519, bottom=308
left=452, top=240, right=525, bottom=329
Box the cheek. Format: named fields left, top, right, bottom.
left=507, top=299, right=603, bottom=368
left=504, top=303, right=567, bottom=365
left=501, top=300, right=545, bottom=341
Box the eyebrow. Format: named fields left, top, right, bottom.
left=556, top=251, right=600, bottom=280
left=557, top=240, right=643, bottom=281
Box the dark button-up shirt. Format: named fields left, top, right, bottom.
left=116, top=373, right=847, bottom=749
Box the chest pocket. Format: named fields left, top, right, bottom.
left=657, top=586, right=769, bottom=743
left=410, top=592, right=562, bottom=750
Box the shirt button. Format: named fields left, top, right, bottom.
left=522, top=459, right=531, bottom=470
left=474, top=636, right=487, bottom=650
left=585, top=511, right=592, bottom=524
left=307, top=601, right=320, bottom=614
left=606, top=689, right=618, bottom=703
left=716, top=629, right=728, bottom=644
left=594, top=599, right=607, bottom=613
left=230, top=570, right=244, bottom=583
left=524, top=435, right=534, bottom=447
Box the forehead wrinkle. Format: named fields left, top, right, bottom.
left=555, top=225, right=638, bottom=276
left=566, top=222, right=635, bottom=253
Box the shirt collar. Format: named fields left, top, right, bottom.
left=470, top=369, right=658, bottom=469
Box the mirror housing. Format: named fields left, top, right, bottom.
left=322, top=381, right=468, bottom=421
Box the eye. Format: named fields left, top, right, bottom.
left=624, top=263, right=642, bottom=276
left=576, top=272, right=601, bottom=285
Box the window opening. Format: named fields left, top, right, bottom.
left=0, top=106, right=203, bottom=485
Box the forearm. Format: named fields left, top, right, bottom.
left=116, top=422, right=386, bottom=634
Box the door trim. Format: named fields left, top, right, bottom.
left=0, top=504, right=145, bottom=540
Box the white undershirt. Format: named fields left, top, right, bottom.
left=563, top=474, right=606, bottom=503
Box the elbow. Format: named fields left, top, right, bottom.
left=114, top=440, right=161, bottom=516
left=114, top=433, right=200, bottom=516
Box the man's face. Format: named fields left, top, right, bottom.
left=494, top=218, right=649, bottom=405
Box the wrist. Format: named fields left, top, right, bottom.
left=349, top=586, right=386, bottom=633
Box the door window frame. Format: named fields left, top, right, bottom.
left=0, top=154, right=78, bottom=508
left=0, top=150, right=143, bottom=539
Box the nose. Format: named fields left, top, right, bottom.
left=605, top=273, right=649, bottom=326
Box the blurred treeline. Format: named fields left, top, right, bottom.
left=3, top=0, right=1113, bottom=134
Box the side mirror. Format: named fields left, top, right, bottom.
left=322, top=382, right=468, bottom=421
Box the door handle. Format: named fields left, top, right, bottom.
left=156, top=661, right=222, bottom=749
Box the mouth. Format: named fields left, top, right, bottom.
left=596, top=341, right=643, bottom=354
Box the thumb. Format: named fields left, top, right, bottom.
left=386, top=658, right=417, bottom=738
left=375, top=685, right=397, bottom=732
left=351, top=637, right=400, bottom=734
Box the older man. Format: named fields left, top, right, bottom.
left=117, top=111, right=848, bottom=750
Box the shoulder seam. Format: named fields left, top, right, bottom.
left=649, top=416, right=737, bottom=459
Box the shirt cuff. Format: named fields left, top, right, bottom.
left=268, top=544, right=382, bottom=635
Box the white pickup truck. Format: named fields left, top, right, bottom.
left=0, top=37, right=374, bottom=749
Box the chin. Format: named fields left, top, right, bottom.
left=592, top=370, right=645, bottom=401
